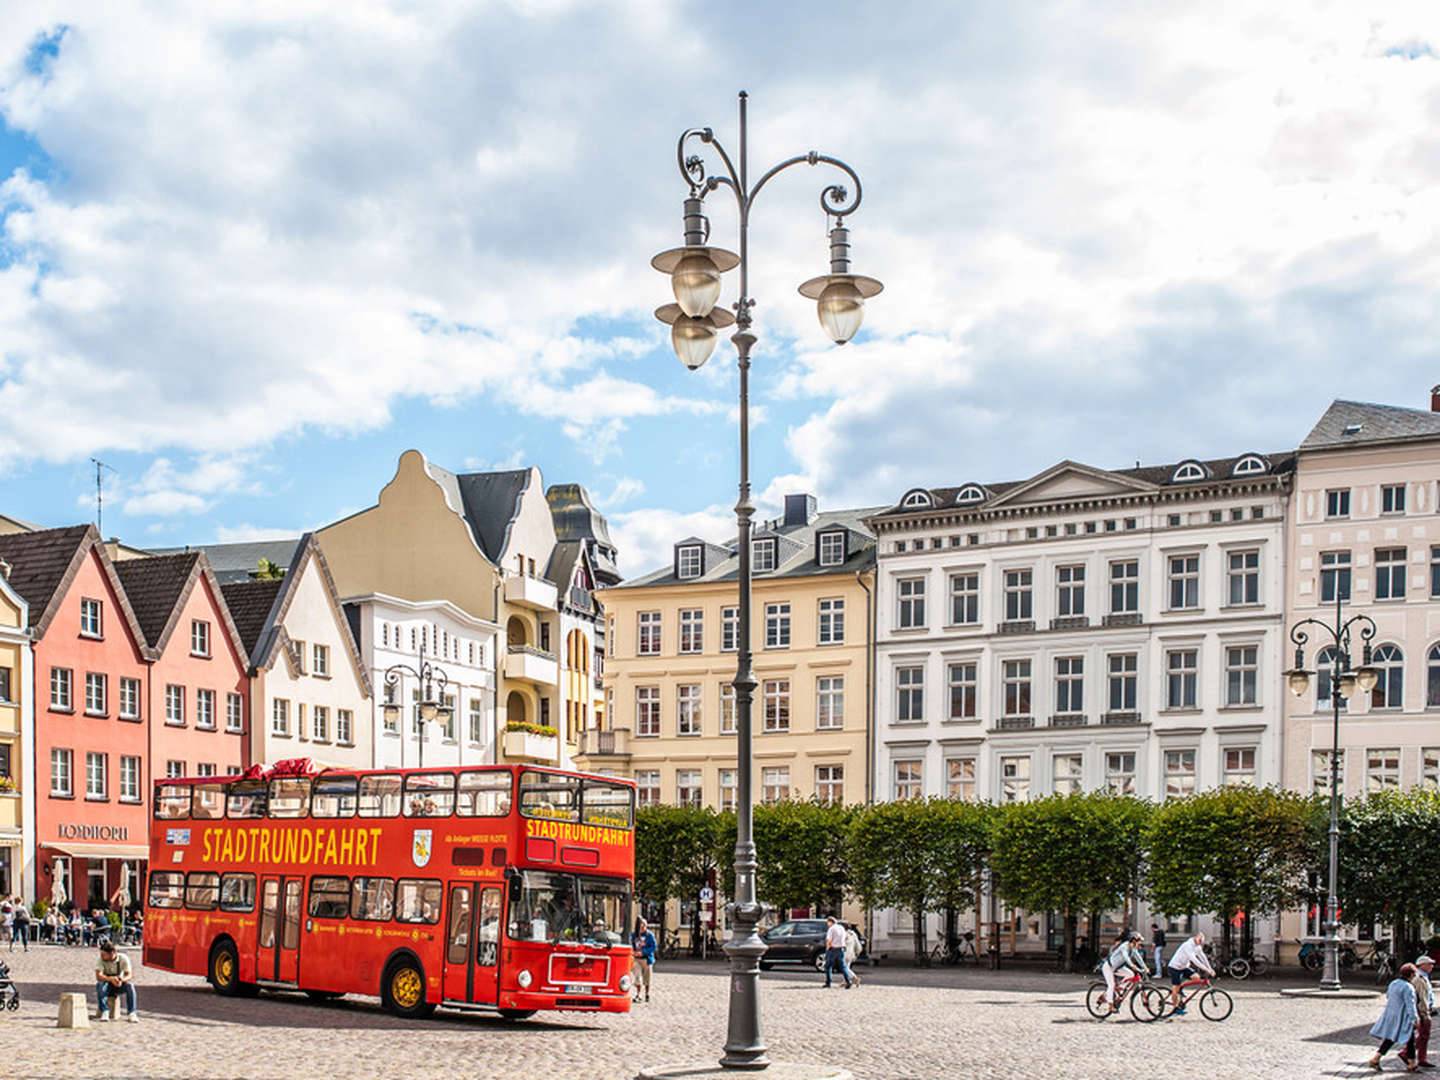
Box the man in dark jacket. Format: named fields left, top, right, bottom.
left=1150, top=922, right=1167, bottom=977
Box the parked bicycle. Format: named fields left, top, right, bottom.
left=1295, top=940, right=1324, bottom=972
left=1225, top=952, right=1269, bottom=980
left=660, top=927, right=684, bottom=960
left=1140, top=975, right=1233, bottom=1021
left=929, top=931, right=977, bottom=967
left=1085, top=971, right=1156, bottom=1022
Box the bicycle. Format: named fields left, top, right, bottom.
left=1225, top=953, right=1269, bottom=980
left=1140, top=974, right=1233, bottom=1021
left=660, top=928, right=683, bottom=960
left=929, top=931, right=977, bottom=967
left=1085, top=970, right=1157, bottom=1022
left=1295, top=940, right=1323, bottom=972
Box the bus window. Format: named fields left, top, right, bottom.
left=186, top=872, right=220, bottom=911
left=395, top=879, right=442, bottom=924
left=357, top=775, right=401, bottom=818
left=446, top=887, right=472, bottom=965
left=456, top=771, right=512, bottom=817
left=268, top=777, right=311, bottom=819
left=219, top=873, right=257, bottom=912
left=351, top=877, right=395, bottom=921
left=148, top=871, right=184, bottom=909
left=192, top=783, right=226, bottom=820
left=312, top=775, right=358, bottom=818
left=403, top=773, right=455, bottom=817
left=581, top=779, right=634, bottom=829
left=227, top=780, right=268, bottom=819
left=155, top=784, right=191, bottom=820
left=308, top=876, right=350, bottom=919
left=518, top=770, right=580, bottom=823
left=507, top=870, right=631, bottom=946
left=477, top=886, right=501, bottom=967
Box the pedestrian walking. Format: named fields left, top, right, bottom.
left=11, top=903, right=30, bottom=952
left=1, top=903, right=12, bottom=951
left=1151, top=921, right=1167, bottom=977
left=632, top=919, right=656, bottom=1003
left=1370, top=964, right=1420, bottom=1072
left=822, top=915, right=859, bottom=989
left=1403, top=956, right=1435, bottom=1070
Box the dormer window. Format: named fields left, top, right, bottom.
left=677, top=545, right=702, bottom=579
left=753, top=539, right=777, bottom=573
left=1231, top=455, right=1267, bottom=477
left=1171, top=461, right=1207, bottom=483
left=818, top=531, right=846, bottom=567
left=1342, top=422, right=1363, bottom=436
left=956, top=484, right=986, bottom=505
left=901, top=489, right=933, bottom=509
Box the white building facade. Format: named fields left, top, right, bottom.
left=867, top=455, right=1292, bottom=954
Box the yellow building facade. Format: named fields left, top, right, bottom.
left=0, top=568, right=32, bottom=899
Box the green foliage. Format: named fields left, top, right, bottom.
left=504, top=721, right=557, bottom=738
left=752, top=800, right=855, bottom=914
left=635, top=804, right=728, bottom=929
left=1334, top=787, right=1440, bottom=944
left=30, top=899, right=48, bottom=919
left=106, top=910, right=122, bottom=932
left=254, top=558, right=286, bottom=579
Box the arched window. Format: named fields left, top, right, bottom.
left=1171, top=461, right=1207, bottom=483
left=1316, top=646, right=1347, bottom=711
left=1232, top=455, right=1267, bottom=477
left=901, top=489, right=933, bottom=509
left=956, top=485, right=986, bottom=505
left=1371, top=644, right=1404, bottom=709
left=1427, top=644, right=1440, bottom=708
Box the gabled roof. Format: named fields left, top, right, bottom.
left=0, top=524, right=148, bottom=644
left=112, top=551, right=249, bottom=662
left=1301, top=399, right=1440, bottom=451
left=422, top=464, right=531, bottom=564
left=981, top=460, right=1159, bottom=509
left=220, top=578, right=286, bottom=657
left=152, top=538, right=303, bottom=584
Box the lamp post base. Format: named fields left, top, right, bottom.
left=639, top=1065, right=851, bottom=1080
left=1280, top=986, right=1380, bottom=999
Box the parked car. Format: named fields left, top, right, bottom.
left=758, top=919, right=866, bottom=971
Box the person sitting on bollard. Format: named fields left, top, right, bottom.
left=95, top=940, right=139, bottom=1022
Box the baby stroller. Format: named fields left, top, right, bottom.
left=0, top=959, right=19, bottom=1012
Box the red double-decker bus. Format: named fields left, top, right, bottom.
left=143, top=761, right=635, bottom=1019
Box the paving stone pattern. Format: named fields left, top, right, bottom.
left=0, top=947, right=1396, bottom=1079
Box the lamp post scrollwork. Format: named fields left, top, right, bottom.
left=380, top=640, right=453, bottom=770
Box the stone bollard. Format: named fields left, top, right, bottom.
left=58, top=992, right=90, bottom=1029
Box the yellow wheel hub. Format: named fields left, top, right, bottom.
left=215, top=953, right=234, bottom=986
left=392, top=967, right=423, bottom=1009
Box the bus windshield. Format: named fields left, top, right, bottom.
left=507, top=870, right=631, bottom=948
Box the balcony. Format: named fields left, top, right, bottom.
left=1101, top=711, right=1144, bottom=726
left=1049, top=616, right=1089, bottom=631
left=998, top=620, right=1035, bottom=634
left=502, top=726, right=559, bottom=763
left=504, top=573, right=557, bottom=611
left=1049, top=713, right=1088, bottom=728
left=1102, top=613, right=1143, bottom=628
left=578, top=728, right=630, bottom=758
left=504, top=644, right=559, bottom=685
left=997, top=715, right=1035, bottom=730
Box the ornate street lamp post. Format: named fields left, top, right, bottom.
left=381, top=640, right=453, bottom=770
left=651, top=91, right=882, bottom=1071
left=1283, top=592, right=1378, bottom=992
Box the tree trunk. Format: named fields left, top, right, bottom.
left=1063, top=908, right=1076, bottom=973
left=911, top=901, right=927, bottom=967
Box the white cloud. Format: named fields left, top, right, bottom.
left=607, top=504, right=734, bottom=579
left=214, top=523, right=302, bottom=543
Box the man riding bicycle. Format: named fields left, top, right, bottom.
left=1166, top=930, right=1216, bottom=1015
left=1102, top=930, right=1149, bottom=1012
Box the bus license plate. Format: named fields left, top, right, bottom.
left=565, top=983, right=589, bottom=993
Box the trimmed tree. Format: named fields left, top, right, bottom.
left=752, top=799, right=855, bottom=915
left=848, top=798, right=948, bottom=965
left=1334, top=787, right=1440, bottom=957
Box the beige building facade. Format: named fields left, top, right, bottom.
left=0, top=569, right=31, bottom=898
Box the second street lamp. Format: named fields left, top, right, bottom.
left=381, top=639, right=453, bottom=770
left=651, top=91, right=882, bottom=1071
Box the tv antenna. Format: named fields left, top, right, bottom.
left=89, top=458, right=116, bottom=535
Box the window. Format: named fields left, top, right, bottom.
left=946, top=758, right=976, bottom=801
left=1326, top=489, right=1351, bottom=518
left=1109, top=560, right=1139, bottom=613
left=752, top=540, right=777, bottom=573
left=676, top=684, right=701, bottom=736
left=166, top=684, right=185, bottom=725
left=816, top=676, right=844, bottom=729
left=762, top=766, right=790, bottom=804
left=1105, top=752, right=1136, bottom=795
left=1225, top=645, right=1258, bottom=706
left=313, top=705, right=329, bottom=741
left=1164, top=749, right=1196, bottom=798
left=1166, top=649, right=1198, bottom=709
left=1000, top=756, right=1030, bottom=802
left=949, top=572, right=979, bottom=625
left=636, top=686, right=660, bottom=737
left=676, top=769, right=702, bottom=808
left=468, top=700, right=483, bottom=745
left=1375, top=548, right=1407, bottom=601
left=196, top=763, right=216, bottom=778
left=1320, top=551, right=1352, bottom=603
left=50, top=748, right=72, bottom=796
left=636, top=771, right=660, bottom=808
left=897, top=577, right=926, bottom=628
left=50, top=667, right=72, bottom=711
left=765, top=602, right=791, bottom=648
left=166, top=760, right=185, bottom=779
left=1173, top=461, right=1206, bottom=482
left=637, top=612, right=661, bottom=656
left=85, top=751, right=106, bottom=799
left=1428, top=645, right=1440, bottom=707
left=351, top=877, right=396, bottom=922
left=1366, top=747, right=1401, bottom=792
left=1423, top=749, right=1440, bottom=790
left=226, top=693, right=244, bottom=733
left=678, top=609, right=703, bottom=653
left=677, top=545, right=702, bottom=579
left=1054, top=657, right=1083, bottom=714
left=1052, top=753, right=1083, bottom=795
left=1002, top=659, right=1031, bottom=716
left=80, top=598, right=102, bottom=638
left=893, top=760, right=922, bottom=801
left=720, top=683, right=736, bottom=734
left=84, top=672, right=106, bottom=715
left=0, top=667, right=10, bottom=703
left=762, top=679, right=790, bottom=733
left=1232, top=455, right=1267, bottom=476
left=191, top=619, right=210, bottom=657
left=1227, top=550, right=1260, bottom=605
left=1370, top=644, right=1404, bottom=709
left=817, top=597, right=845, bottom=644
left=196, top=689, right=215, bottom=729
left=1003, top=569, right=1033, bottom=621
left=1315, top=646, right=1347, bottom=711
left=1056, top=565, right=1085, bottom=616
left=272, top=698, right=291, bottom=736
left=148, top=872, right=184, bottom=910
left=313, top=643, right=330, bottom=676
left=1311, top=749, right=1344, bottom=795
left=896, top=666, right=924, bottom=722
left=901, top=490, right=932, bottom=508
left=948, top=662, right=977, bottom=720
left=1223, top=747, right=1257, bottom=786
left=308, top=876, right=350, bottom=919
left=818, top=531, right=845, bottom=567
left=1167, top=554, right=1200, bottom=609
left=815, top=764, right=844, bottom=805
left=721, top=606, right=739, bottom=652
left=120, top=756, right=140, bottom=802
left=719, top=769, right=737, bottom=812
left=1108, top=653, right=1138, bottom=712
left=1382, top=484, right=1406, bottom=514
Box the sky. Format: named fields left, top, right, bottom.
left=1, top=1, right=1439, bottom=576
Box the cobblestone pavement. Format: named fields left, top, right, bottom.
left=0, top=945, right=1398, bottom=1079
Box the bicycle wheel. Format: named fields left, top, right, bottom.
left=1130, top=985, right=1159, bottom=1022
left=1226, top=957, right=1251, bottom=980
left=1199, top=987, right=1233, bottom=1021
left=1300, top=950, right=1322, bottom=971
left=1139, top=985, right=1171, bottom=1020
left=1085, top=982, right=1112, bottom=1019
left=1250, top=956, right=1268, bottom=977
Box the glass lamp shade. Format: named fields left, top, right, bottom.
left=1285, top=669, right=1313, bottom=698
left=654, top=302, right=735, bottom=371
left=1354, top=665, right=1380, bottom=694
left=419, top=701, right=439, bottom=723
left=671, top=254, right=722, bottom=318
left=382, top=703, right=401, bottom=724
left=1337, top=673, right=1358, bottom=700
left=798, top=272, right=883, bottom=345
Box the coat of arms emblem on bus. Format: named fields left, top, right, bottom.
left=411, top=829, right=432, bottom=868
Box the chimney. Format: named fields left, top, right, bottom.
left=0, top=558, right=10, bottom=581
left=1431, top=384, right=1440, bottom=413
left=783, top=494, right=817, bottom=528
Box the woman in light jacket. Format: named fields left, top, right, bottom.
left=1371, top=963, right=1421, bottom=1071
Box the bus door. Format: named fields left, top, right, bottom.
left=443, top=883, right=501, bottom=1006
left=257, top=875, right=303, bottom=983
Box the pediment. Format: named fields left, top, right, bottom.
left=987, top=461, right=1158, bottom=508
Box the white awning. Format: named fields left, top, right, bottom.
left=45, top=842, right=149, bottom=860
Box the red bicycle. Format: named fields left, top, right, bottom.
left=1140, top=975, right=1233, bottom=1021
left=1086, top=971, right=1156, bottom=1022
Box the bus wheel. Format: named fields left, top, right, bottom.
left=209, top=939, right=244, bottom=998
left=381, top=957, right=435, bottom=1019
left=499, top=1009, right=537, bottom=1021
